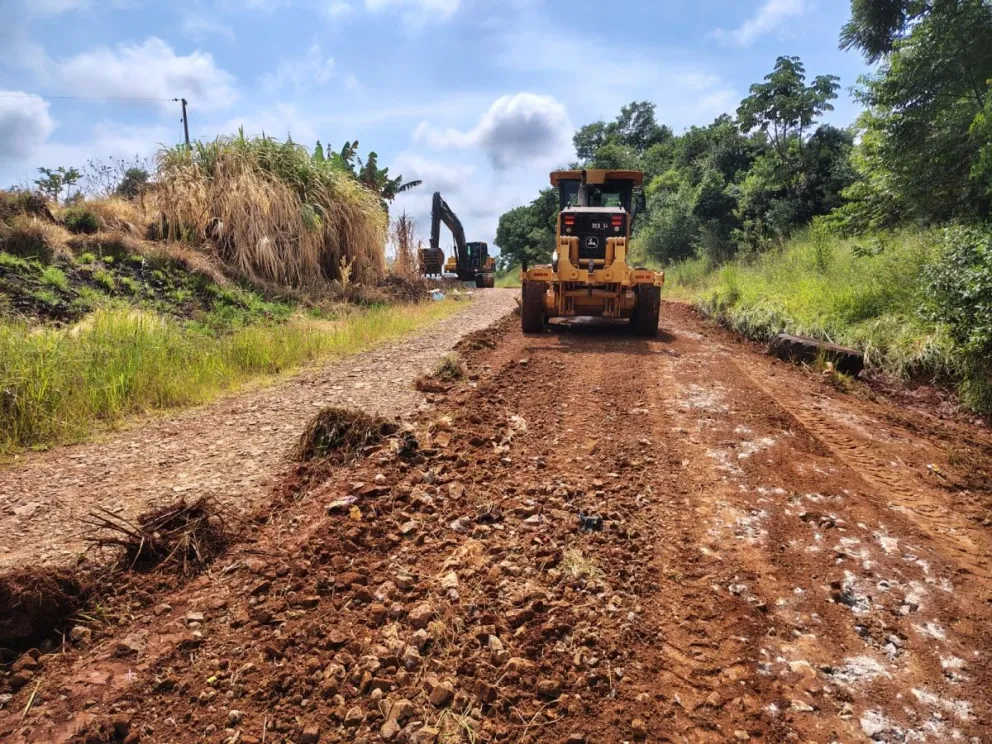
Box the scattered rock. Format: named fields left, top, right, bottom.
left=69, top=625, right=92, bottom=644
left=537, top=678, right=561, bottom=700
left=411, top=727, right=440, bottom=744
left=429, top=681, right=454, bottom=708
left=343, top=706, right=364, bottom=727
left=300, top=723, right=321, bottom=743
left=409, top=603, right=433, bottom=629
left=631, top=718, right=648, bottom=740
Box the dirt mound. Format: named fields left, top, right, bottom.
left=414, top=353, right=465, bottom=393
left=0, top=570, right=88, bottom=657
left=295, top=407, right=399, bottom=462
left=84, top=498, right=231, bottom=577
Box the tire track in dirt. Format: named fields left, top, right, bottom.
left=656, top=303, right=992, bottom=742
left=2, top=303, right=991, bottom=743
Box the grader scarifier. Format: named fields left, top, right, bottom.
left=520, top=169, right=664, bottom=335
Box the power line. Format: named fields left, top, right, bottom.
left=1, top=91, right=192, bottom=146
left=0, top=92, right=178, bottom=102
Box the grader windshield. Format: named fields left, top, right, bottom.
left=557, top=176, right=635, bottom=211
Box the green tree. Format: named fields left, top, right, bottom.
left=494, top=188, right=557, bottom=270
left=845, top=0, right=992, bottom=222
left=573, top=121, right=610, bottom=162
left=572, top=101, right=673, bottom=162
left=737, top=56, right=840, bottom=197
left=115, top=167, right=149, bottom=199
left=840, top=0, right=933, bottom=62
left=356, top=151, right=422, bottom=212
left=34, top=166, right=81, bottom=205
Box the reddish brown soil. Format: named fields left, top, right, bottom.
left=2, top=302, right=990, bottom=743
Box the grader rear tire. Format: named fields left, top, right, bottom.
left=521, top=281, right=546, bottom=334
left=632, top=285, right=661, bottom=337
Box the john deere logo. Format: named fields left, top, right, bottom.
left=585, top=236, right=599, bottom=250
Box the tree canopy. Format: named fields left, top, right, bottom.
left=495, top=1, right=992, bottom=268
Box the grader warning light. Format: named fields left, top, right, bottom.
left=520, top=169, right=664, bottom=336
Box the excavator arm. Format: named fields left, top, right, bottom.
left=430, top=191, right=467, bottom=274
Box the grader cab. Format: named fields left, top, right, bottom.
left=520, top=169, right=664, bottom=335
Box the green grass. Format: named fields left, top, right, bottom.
left=668, top=229, right=966, bottom=385
left=91, top=268, right=116, bottom=292
left=0, top=299, right=464, bottom=453
left=40, top=266, right=69, bottom=292
left=495, top=267, right=522, bottom=288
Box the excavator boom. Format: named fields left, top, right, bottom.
left=430, top=191, right=468, bottom=261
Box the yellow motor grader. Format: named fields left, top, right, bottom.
left=520, top=169, right=664, bottom=335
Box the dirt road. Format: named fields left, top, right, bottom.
left=2, top=302, right=991, bottom=743
left=0, top=289, right=518, bottom=571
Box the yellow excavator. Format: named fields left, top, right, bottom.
left=520, top=169, right=664, bottom=335
left=419, top=192, right=496, bottom=288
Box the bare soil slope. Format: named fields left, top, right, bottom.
left=2, top=301, right=990, bottom=743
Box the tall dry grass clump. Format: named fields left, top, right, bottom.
left=391, top=211, right=420, bottom=280
left=156, top=133, right=387, bottom=289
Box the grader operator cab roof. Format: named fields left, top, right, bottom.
left=551, top=170, right=643, bottom=213
left=550, top=169, right=643, bottom=187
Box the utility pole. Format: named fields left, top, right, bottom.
left=174, top=97, right=190, bottom=146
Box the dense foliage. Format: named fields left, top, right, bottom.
left=495, top=1, right=992, bottom=412
left=496, top=57, right=854, bottom=268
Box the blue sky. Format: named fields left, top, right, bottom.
left=0, top=0, right=868, bottom=252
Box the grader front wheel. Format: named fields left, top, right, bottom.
left=521, top=281, right=546, bottom=333
left=631, top=285, right=661, bottom=337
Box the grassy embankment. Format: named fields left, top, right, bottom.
left=662, top=227, right=992, bottom=412
left=0, top=299, right=459, bottom=453
left=0, top=135, right=461, bottom=453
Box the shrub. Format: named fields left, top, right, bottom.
left=925, top=225, right=992, bottom=357
left=0, top=216, right=68, bottom=263
left=0, top=190, right=52, bottom=224
left=62, top=207, right=100, bottom=235
left=925, top=225, right=992, bottom=411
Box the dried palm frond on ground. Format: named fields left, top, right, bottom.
left=84, top=498, right=232, bottom=577
left=295, top=407, right=398, bottom=462
left=0, top=569, right=88, bottom=655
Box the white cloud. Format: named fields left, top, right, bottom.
left=27, top=0, right=90, bottom=14
left=390, top=153, right=475, bottom=195
left=211, top=104, right=321, bottom=144
left=711, top=0, right=808, bottom=47
left=51, top=38, right=238, bottom=110
left=415, top=93, right=573, bottom=170
left=259, top=43, right=335, bottom=91
left=343, top=73, right=361, bottom=92
left=492, top=28, right=736, bottom=130
left=364, top=0, right=459, bottom=26
left=0, top=92, right=56, bottom=162
left=182, top=15, right=236, bottom=41
left=326, top=0, right=353, bottom=18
